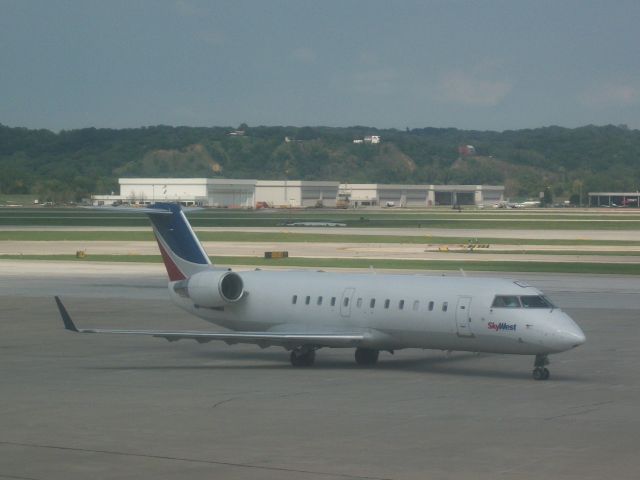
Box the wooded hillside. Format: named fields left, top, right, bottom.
left=1, top=123, right=638, bottom=203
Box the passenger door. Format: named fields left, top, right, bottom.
left=455, top=296, right=473, bottom=337
left=340, top=288, right=355, bottom=318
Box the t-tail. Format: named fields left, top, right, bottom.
left=145, top=203, right=212, bottom=281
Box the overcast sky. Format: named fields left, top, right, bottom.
left=2, top=0, right=639, bottom=131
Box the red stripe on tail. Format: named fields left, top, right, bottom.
left=155, top=236, right=186, bottom=281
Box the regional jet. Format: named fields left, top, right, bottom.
left=55, top=203, right=585, bottom=380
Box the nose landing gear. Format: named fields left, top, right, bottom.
left=532, top=354, right=550, bottom=380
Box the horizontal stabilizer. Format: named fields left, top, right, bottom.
left=55, top=296, right=78, bottom=332
left=85, top=206, right=173, bottom=215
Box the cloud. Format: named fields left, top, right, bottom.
left=291, top=47, right=316, bottom=64
left=435, top=69, right=512, bottom=107
left=347, top=68, right=400, bottom=95
left=579, top=82, right=640, bottom=108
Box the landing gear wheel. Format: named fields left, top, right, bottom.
left=355, top=348, right=379, bottom=366
left=290, top=347, right=315, bottom=367
left=532, top=355, right=551, bottom=380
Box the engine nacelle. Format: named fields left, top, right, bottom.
left=186, top=270, right=245, bottom=308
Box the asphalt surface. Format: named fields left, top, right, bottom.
left=4, top=225, right=640, bottom=240
left=1, top=261, right=639, bottom=480
left=2, top=240, right=640, bottom=264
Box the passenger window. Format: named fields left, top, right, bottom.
left=492, top=296, right=521, bottom=308
left=370, top=299, right=376, bottom=308
left=317, top=296, right=323, bottom=306
left=343, top=297, right=349, bottom=307
left=428, top=301, right=434, bottom=311
left=292, top=295, right=298, bottom=305
left=413, top=300, right=419, bottom=311
left=305, top=296, right=310, bottom=305
left=357, top=298, right=363, bottom=308
left=384, top=299, right=390, bottom=309
left=399, top=300, right=405, bottom=310
left=442, top=302, right=448, bottom=312
left=331, top=297, right=336, bottom=306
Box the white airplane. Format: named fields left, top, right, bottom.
left=55, top=203, right=585, bottom=380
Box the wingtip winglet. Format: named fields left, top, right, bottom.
left=54, top=296, right=79, bottom=332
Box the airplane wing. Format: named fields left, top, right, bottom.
left=55, top=297, right=366, bottom=349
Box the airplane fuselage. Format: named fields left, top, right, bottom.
left=169, top=270, right=584, bottom=356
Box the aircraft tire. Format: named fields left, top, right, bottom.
left=355, top=348, right=379, bottom=366
left=532, top=367, right=549, bottom=381
left=290, top=348, right=315, bottom=367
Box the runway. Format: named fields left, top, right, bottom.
left=1, top=261, right=639, bottom=479
left=5, top=225, right=640, bottom=241
left=2, top=240, right=640, bottom=264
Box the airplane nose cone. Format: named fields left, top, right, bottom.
left=551, top=313, right=586, bottom=351
left=565, top=327, right=586, bottom=348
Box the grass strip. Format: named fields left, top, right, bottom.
left=3, top=254, right=640, bottom=275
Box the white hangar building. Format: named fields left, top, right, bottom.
left=92, top=178, right=339, bottom=208
left=92, top=178, right=257, bottom=208
left=339, top=184, right=504, bottom=207
left=255, top=181, right=339, bottom=208
left=92, top=178, right=503, bottom=208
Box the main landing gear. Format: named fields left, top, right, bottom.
left=355, top=347, right=379, bottom=366
left=532, top=354, right=550, bottom=381
left=290, top=345, right=316, bottom=367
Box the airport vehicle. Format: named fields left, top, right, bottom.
left=55, top=203, right=585, bottom=380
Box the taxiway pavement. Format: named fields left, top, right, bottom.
left=4, top=225, right=640, bottom=241
left=2, top=240, right=640, bottom=264
left=1, top=261, right=639, bottom=479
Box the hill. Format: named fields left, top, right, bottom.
left=1, top=123, right=639, bottom=203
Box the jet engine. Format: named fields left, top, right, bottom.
left=185, top=270, right=245, bottom=308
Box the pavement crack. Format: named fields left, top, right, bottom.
left=278, top=391, right=307, bottom=399
left=0, top=440, right=391, bottom=480
left=544, top=400, right=614, bottom=420
left=211, top=397, right=236, bottom=409
left=0, top=474, right=43, bottom=480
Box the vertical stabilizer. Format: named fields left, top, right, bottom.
left=146, top=203, right=211, bottom=281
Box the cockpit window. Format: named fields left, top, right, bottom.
left=492, top=296, right=521, bottom=308
left=520, top=295, right=554, bottom=308
left=492, top=295, right=555, bottom=309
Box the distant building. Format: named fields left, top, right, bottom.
left=92, top=178, right=256, bottom=208
left=255, top=180, right=339, bottom=208
left=353, top=135, right=381, bottom=144
left=588, top=192, right=640, bottom=207
left=92, top=178, right=337, bottom=208
left=458, top=145, right=476, bottom=156
left=339, top=184, right=504, bottom=207
left=92, top=178, right=504, bottom=209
